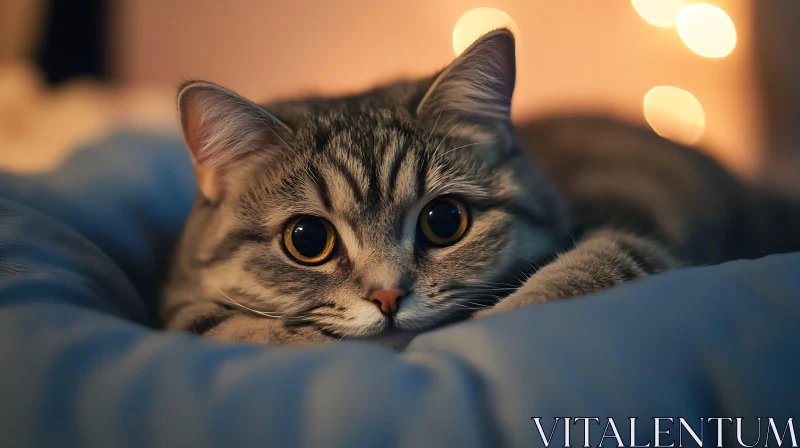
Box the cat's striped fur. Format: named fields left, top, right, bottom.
left=160, top=29, right=799, bottom=349
left=515, top=115, right=800, bottom=266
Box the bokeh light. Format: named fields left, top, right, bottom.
left=677, top=4, right=737, bottom=58
left=643, top=86, right=706, bottom=145
left=631, top=0, right=686, bottom=27
left=452, top=8, right=519, bottom=56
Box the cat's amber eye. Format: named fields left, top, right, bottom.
left=419, top=197, right=469, bottom=246
left=283, top=216, right=337, bottom=265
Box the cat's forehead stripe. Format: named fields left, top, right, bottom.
left=307, top=163, right=333, bottom=211
left=323, top=151, right=366, bottom=205
left=384, top=143, right=409, bottom=200
left=391, top=149, right=421, bottom=204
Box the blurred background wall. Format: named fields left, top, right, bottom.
left=0, top=0, right=797, bottom=192
left=114, top=0, right=759, bottom=173
left=0, top=0, right=45, bottom=62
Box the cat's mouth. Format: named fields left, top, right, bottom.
left=361, top=305, right=487, bottom=350
left=311, top=316, right=419, bottom=349
left=358, top=290, right=513, bottom=346
left=311, top=277, right=531, bottom=347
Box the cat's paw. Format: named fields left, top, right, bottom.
left=474, top=230, right=678, bottom=318
left=472, top=280, right=548, bottom=318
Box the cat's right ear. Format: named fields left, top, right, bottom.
left=416, top=29, right=516, bottom=139
left=177, top=80, right=292, bottom=203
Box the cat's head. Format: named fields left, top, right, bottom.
left=163, top=30, right=569, bottom=348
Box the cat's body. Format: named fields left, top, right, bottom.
left=160, top=30, right=800, bottom=349
left=515, top=114, right=800, bottom=266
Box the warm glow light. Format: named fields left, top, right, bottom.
left=631, top=0, right=686, bottom=27
left=452, top=8, right=519, bottom=56
left=677, top=4, right=737, bottom=58
left=643, top=86, right=706, bottom=145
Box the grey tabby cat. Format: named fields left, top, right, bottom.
left=161, top=29, right=799, bottom=349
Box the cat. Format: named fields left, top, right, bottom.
left=160, top=29, right=800, bottom=350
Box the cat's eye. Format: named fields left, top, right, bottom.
left=283, top=216, right=337, bottom=265
left=419, top=197, right=469, bottom=246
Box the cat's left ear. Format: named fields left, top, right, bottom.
left=416, top=28, right=516, bottom=137
left=177, top=81, right=292, bottom=203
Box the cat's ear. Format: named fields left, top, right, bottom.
left=177, top=80, right=292, bottom=202
left=416, top=28, right=516, bottom=135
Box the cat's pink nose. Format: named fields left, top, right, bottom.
left=368, top=288, right=406, bottom=315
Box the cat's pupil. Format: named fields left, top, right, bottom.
left=291, top=218, right=328, bottom=257
left=426, top=201, right=462, bottom=238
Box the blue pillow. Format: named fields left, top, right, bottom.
left=0, top=132, right=197, bottom=323
left=1, top=131, right=798, bottom=448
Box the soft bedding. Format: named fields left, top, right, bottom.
left=0, top=132, right=798, bottom=448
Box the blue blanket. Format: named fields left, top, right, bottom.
left=1, top=132, right=798, bottom=448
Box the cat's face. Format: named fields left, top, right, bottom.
left=162, top=30, right=569, bottom=348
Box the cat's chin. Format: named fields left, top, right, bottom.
left=351, top=307, right=477, bottom=351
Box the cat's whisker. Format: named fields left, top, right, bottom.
left=462, top=300, right=494, bottom=307
left=452, top=296, right=499, bottom=309
left=497, top=252, right=544, bottom=282
left=512, top=254, right=539, bottom=267
left=216, top=287, right=284, bottom=319
left=501, top=272, right=527, bottom=285
left=440, top=141, right=490, bottom=157
left=427, top=109, right=443, bottom=142
left=260, top=118, right=299, bottom=156
left=465, top=293, right=504, bottom=302
left=448, top=291, right=504, bottom=306
left=457, top=289, right=517, bottom=296
left=508, top=251, right=550, bottom=272
left=472, top=280, right=519, bottom=288
left=432, top=117, right=465, bottom=158
left=467, top=284, right=519, bottom=291
left=450, top=303, right=491, bottom=311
